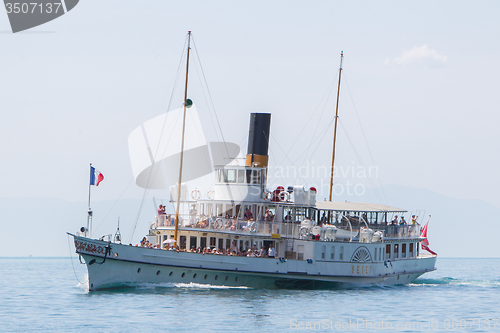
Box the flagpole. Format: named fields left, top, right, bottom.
left=87, top=163, right=93, bottom=238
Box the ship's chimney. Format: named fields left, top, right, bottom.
left=246, top=113, right=271, bottom=168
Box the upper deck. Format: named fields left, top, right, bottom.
left=153, top=198, right=421, bottom=242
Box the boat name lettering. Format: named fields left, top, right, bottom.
left=351, top=265, right=371, bottom=275
left=74, top=240, right=105, bottom=254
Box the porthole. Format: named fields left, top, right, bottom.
left=193, top=273, right=197, bottom=278
left=156, top=270, right=161, bottom=276
left=204, top=274, right=207, bottom=280
left=235, top=277, right=238, bottom=282
left=169, top=271, right=173, bottom=276
left=137, top=268, right=141, bottom=273
left=225, top=276, right=228, bottom=281
left=114, top=253, right=118, bottom=258
left=181, top=272, right=185, bottom=278
left=215, top=275, right=218, bottom=281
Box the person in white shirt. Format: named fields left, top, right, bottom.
left=268, top=244, right=277, bottom=258
left=229, top=240, right=239, bottom=254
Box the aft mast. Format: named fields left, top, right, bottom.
left=174, top=31, right=192, bottom=246
left=328, top=51, right=344, bottom=201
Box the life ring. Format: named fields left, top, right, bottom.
left=215, top=218, right=224, bottom=229
left=299, top=226, right=309, bottom=239
left=279, top=191, right=289, bottom=201
left=207, top=189, right=215, bottom=200
left=191, top=189, right=201, bottom=200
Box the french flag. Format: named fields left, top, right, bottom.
left=90, top=166, right=104, bottom=186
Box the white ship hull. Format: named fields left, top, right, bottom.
left=71, top=234, right=437, bottom=291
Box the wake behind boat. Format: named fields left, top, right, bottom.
left=69, top=32, right=437, bottom=291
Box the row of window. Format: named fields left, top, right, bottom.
left=386, top=243, right=419, bottom=259
left=318, top=243, right=420, bottom=262
left=195, top=202, right=314, bottom=222
left=173, top=235, right=268, bottom=252
left=136, top=268, right=239, bottom=282
left=319, top=245, right=345, bottom=261
left=216, top=168, right=264, bottom=185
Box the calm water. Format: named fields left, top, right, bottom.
left=0, top=257, right=499, bottom=332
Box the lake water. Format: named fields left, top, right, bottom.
left=0, top=257, right=499, bottom=332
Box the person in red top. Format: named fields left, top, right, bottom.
left=244, top=208, right=253, bottom=220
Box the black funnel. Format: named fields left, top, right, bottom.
left=246, top=113, right=271, bottom=167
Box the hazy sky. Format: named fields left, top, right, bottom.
left=1, top=0, right=499, bottom=211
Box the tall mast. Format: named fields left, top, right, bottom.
left=328, top=51, right=343, bottom=201
left=174, top=31, right=192, bottom=246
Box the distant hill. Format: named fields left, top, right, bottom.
left=0, top=197, right=154, bottom=257
left=0, top=185, right=495, bottom=257
left=354, top=185, right=497, bottom=257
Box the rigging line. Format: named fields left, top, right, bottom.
left=191, top=50, right=222, bottom=144
left=67, top=235, right=88, bottom=285
left=262, top=130, right=284, bottom=189
left=129, top=187, right=150, bottom=243
left=191, top=36, right=230, bottom=159
left=285, top=114, right=334, bottom=172
left=150, top=40, right=186, bottom=120
left=342, top=72, right=389, bottom=206
left=188, top=59, right=215, bottom=167
left=299, top=117, right=336, bottom=168
left=269, top=132, right=299, bottom=188
left=337, top=119, right=386, bottom=206
left=266, top=139, right=287, bottom=189
left=93, top=176, right=136, bottom=234
left=290, top=118, right=335, bottom=186
left=148, top=34, right=189, bottom=168
left=270, top=132, right=296, bottom=167
left=300, top=78, right=338, bottom=167
left=152, top=35, right=189, bottom=166
left=158, top=107, right=184, bottom=166
left=276, top=71, right=339, bottom=167
left=164, top=36, right=189, bottom=118
left=292, top=117, right=335, bottom=167
left=129, top=35, right=190, bottom=242
left=237, top=133, right=247, bottom=150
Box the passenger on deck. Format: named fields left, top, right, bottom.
left=260, top=246, right=267, bottom=257
left=229, top=240, right=239, bottom=254
left=284, top=212, right=292, bottom=222
left=411, top=215, right=418, bottom=225
left=391, top=215, right=398, bottom=225
left=362, top=213, right=368, bottom=222
left=400, top=216, right=407, bottom=225
left=268, top=244, right=276, bottom=258
left=158, top=205, right=165, bottom=215
left=320, top=213, right=326, bottom=225
left=244, top=208, right=253, bottom=220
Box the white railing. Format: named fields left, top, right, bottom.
left=152, top=215, right=421, bottom=240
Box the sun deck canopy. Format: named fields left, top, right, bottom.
left=315, top=201, right=406, bottom=213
